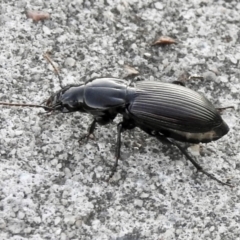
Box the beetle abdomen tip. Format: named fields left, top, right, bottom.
left=213, top=120, right=229, bottom=140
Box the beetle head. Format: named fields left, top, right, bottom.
left=45, top=84, right=85, bottom=113
left=45, top=90, right=63, bottom=112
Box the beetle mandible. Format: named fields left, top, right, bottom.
left=40, top=77, right=230, bottom=186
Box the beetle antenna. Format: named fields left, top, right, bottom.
left=0, top=102, right=53, bottom=111
left=43, top=52, right=63, bottom=89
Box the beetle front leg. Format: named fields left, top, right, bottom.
left=79, top=115, right=115, bottom=144
left=78, top=119, right=97, bottom=144
left=155, top=134, right=232, bottom=187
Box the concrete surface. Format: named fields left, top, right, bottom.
left=0, top=0, right=240, bottom=239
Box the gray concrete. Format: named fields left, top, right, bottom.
left=0, top=0, right=239, bottom=239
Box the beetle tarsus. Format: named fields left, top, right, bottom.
left=169, top=139, right=233, bottom=187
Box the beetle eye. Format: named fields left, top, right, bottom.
left=46, top=98, right=52, bottom=107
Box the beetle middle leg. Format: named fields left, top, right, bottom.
left=107, top=119, right=136, bottom=181
left=106, top=123, right=123, bottom=181
left=79, top=119, right=125, bottom=181
left=155, top=134, right=232, bottom=187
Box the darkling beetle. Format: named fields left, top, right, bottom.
left=46, top=77, right=231, bottom=185
left=0, top=77, right=231, bottom=186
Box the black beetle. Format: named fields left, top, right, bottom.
left=41, top=77, right=230, bottom=186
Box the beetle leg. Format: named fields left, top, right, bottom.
left=107, top=122, right=123, bottom=181
left=172, top=80, right=185, bottom=86
left=216, top=106, right=234, bottom=114
left=164, top=137, right=233, bottom=187
left=107, top=118, right=136, bottom=181
left=78, top=119, right=97, bottom=144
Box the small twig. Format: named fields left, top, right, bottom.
left=43, top=53, right=63, bottom=88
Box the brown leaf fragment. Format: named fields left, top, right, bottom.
left=124, top=65, right=139, bottom=76
left=152, top=36, right=177, bottom=46
left=26, top=10, right=50, bottom=22
left=188, top=75, right=204, bottom=81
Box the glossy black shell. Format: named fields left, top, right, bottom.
left=129, top=81, right=229, bottom=143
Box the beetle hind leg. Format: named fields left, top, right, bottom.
left=155, top=134, right=232, bottom=187
left=172, top=140, right=232, bottom=186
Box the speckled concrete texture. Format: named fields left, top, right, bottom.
left=0, top=0, right=240, bottom=239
